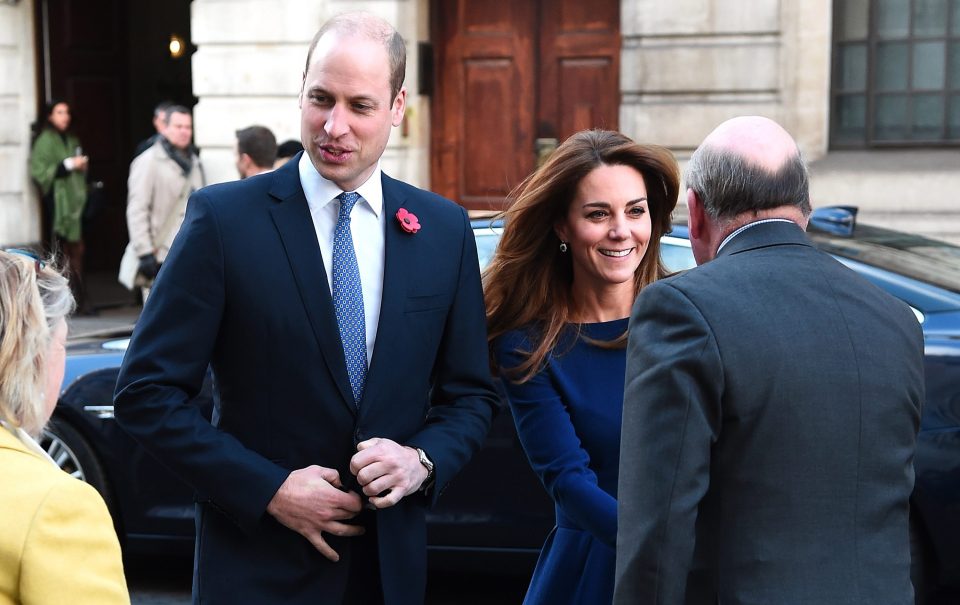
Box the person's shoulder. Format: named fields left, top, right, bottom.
left=39, top=470, right=111, bottom=516
left=645, top=267, right=699, bottom=294
left=815, top=250, right=919, bottom=321
left=34, top=128, right=55, bottom=142
left=383, top=174, right=464, bottom=217
left=133, top=139, right=165, bottom=165
left=189, top=171, right=282, bottom=220
left=31, top=127, right=56, bottom=149
left=494, top=324, right=540, bottom=356
left=633, top=272, right=707, bottom=321
left=0, top=447, right=68, bottom=507
left=200, top=171, right=274, bottom=201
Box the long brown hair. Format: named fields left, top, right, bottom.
left=483, top=129, right=680, bottom=382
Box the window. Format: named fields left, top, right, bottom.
left=832, top=0, right=960, bottom=146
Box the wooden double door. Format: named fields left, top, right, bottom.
left=430, top=0, right=620, bottom=210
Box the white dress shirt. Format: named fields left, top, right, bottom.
left=298, top=154, right=385, bottom=364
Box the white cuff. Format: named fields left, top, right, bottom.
left=63, top=157, right=77, bottom=171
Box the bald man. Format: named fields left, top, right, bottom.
left=614, top=116, right=924, bottom=604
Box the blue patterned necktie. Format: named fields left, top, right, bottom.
left=332, top=192, right=367, bottom=406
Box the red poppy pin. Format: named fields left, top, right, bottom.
left=396, top=208, right=421, bottom=234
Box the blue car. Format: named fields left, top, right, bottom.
left=42, top=206, right=959, bottom=602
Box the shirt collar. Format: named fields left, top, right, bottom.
left=717, top=218, right=797, bottom=254
left=298, top=154, right=384, bottom=217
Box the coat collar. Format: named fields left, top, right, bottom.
left=716, top=219, right=812, bottom=259
left=0, top=420, right=57, bottom=467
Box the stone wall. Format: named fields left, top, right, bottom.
left=4, top=0, right=960, bottom=248
left=619, top=0, right=831, bottom=161
left=0, top=0, right=40, bottom=247
left=190, top=0, right=430, bottom=188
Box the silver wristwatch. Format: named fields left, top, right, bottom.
left=415, top=447, right=435, bottom=491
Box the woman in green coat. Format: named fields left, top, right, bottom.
left=29, top=100, right=89, bottom=310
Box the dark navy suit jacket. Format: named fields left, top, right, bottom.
left=615, top=221, right=924, bottom=604
left=114, top=156, right=497, bottom=604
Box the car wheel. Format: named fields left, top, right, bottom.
left=39, top=418, right=113, bottom=512
left=911, top=511, right=935, bottom=605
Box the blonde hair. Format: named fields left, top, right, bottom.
left=0, top=251, right=74, bottom=436
left=484, top=130, right=680, bottom=382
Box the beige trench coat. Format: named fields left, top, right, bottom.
left=126, top=140, right=204, bottom=262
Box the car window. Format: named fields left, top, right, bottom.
left=810, top=226, right=960, bottom=296
left=474, top=227, right=502, bottom=272
left=661, top=236, right=696, bottom=272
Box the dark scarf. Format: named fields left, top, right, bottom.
left=160, top=136, right=194, bottom=176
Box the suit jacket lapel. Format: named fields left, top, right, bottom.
left=267, top=159, right=355, bottom=414
left=361, top=173, right=413, bottom=417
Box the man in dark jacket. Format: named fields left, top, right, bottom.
left=615, top=116, right=924, bottom=605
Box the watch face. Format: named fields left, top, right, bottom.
left=418, top=448, right=434, bottom=471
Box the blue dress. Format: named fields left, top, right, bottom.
left=494, top=319, right=627, bottom=605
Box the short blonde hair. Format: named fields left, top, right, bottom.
left=0, top=251, right=74, bottom=436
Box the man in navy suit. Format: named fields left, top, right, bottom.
left=614, top=116, right=924, bottom=604
left=115, top=12, right=498, bottom=605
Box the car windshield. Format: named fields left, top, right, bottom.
left=809, top=225, right=960, bottom=295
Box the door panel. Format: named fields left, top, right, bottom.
left=556, top=58, right=618, bottom=135
left=431, top=0, right=619, bottom=210
left=37, top=0, right=128, bottom=271
left=462, top=60, right=529, bottom=204
left=540, top=0, right=620, bottom=139
left=432, top=1, right=536, bottom=210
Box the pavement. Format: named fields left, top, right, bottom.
left=67, top=271, right=142, bottom=339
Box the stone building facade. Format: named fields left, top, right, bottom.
left=2, top=0, right=959, bottom=247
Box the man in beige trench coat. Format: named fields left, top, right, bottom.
left=126, top=104, right=205, bottom=299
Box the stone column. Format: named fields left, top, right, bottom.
left=191, top=0, right=428, bottom=187
left=0, top=0, right=40, bottom=246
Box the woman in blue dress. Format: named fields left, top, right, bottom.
left=484, top=130, right=679, bottom=604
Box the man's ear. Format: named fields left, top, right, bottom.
left=391, top=86, right=407, bottom=127
left=687, top=188, right=704, bottom=240
left=238, top=153, right=254, bottom=176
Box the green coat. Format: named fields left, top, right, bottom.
left=29, top=128, right=87, bottom=242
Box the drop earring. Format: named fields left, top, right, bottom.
left=559, top=242, right=568, bottom=253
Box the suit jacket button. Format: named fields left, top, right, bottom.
left=355, top=430, right=363, bottom=442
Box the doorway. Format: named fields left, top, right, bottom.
left=429, top=0, right=620, bottom=210
left=33, top=0, right=194, bottom=277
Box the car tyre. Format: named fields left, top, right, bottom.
left=39, top=418, right=114, bottom=513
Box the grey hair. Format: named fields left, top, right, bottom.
left=0, top=252, right=75, bottom=437
left=685, top=145, right=811, bottom=220
left=163, top=104, right=192, bottom=126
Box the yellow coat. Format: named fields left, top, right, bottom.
left=0, top=425, right=129, bottom=605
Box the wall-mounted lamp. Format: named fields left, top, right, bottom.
left=169, top=34, right=185, bottom=59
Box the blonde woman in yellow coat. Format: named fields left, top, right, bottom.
left=0, top=249, right=129, bottom=605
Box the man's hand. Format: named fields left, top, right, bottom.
left=350, top=438, right=429, bottom=509
left=266, top=465, right=364, bottom=562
